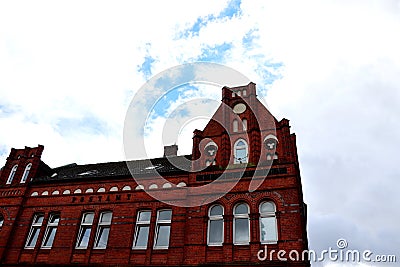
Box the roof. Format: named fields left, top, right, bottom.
left=32, top=155, right=192, bottom=183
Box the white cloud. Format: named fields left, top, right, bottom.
left=1, top=1, right=400, bottom=264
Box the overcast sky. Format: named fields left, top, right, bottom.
left=1, top=1, right=400, bottom=266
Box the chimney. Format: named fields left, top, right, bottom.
left=163, top=144, right=178, bottom=157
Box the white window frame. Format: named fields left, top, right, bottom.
left=132, top=210, right=151, bottom=249
left=6, top=165, right=18, bottom=184
left=41, top=213, right=60, bottom=248
left=94, top=211, right=112, bottom=249
left=259, top=201, right=278, bottom=244
left=25, top=213, right=44, bottom=249
left=234, top=139, right=249, bottom=164
left=75, top=212, right=95, bottom=249
left=20, top=163, right=32, bottom=183
left=207, top=205, right=224, bottom=246
left=233, top=203, right=250, bottom=245
left=153, top=209, right=172, bottom=249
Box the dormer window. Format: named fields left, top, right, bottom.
left=243, top=89, right=247, bottom=96
left=234, top=140, right=248, bottom=164
left=237, top=91, right=241, bottom=97
left=204, top=142, right=218, bottom=157
left=264, top=134, right=278, bottom=150
left=6, top=165, right=18, bottom=184
left=21, top=163, right=32, bottom=183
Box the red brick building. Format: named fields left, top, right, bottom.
left=0, top=83, right=309, bottom=266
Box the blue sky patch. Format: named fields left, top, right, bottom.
left=177, top=0, right=242, bottom=39
left=138, top=55, right=155, bottom=79
left=197, top=42, right=233, bottom=62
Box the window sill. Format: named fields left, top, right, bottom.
left=261, top=241, right=278, bottom=245
left=153, top=247, right=169, bottom=252
left=207, top=244, right=223, bottom=247
left=132, top=247, right=148, bottom=250
left=233, top=243, right=250, bottom=246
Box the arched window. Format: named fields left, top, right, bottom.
left=122, top=185, right=131, bottom=191
left=162, top=183, right=172, bottom=189
left=21, top=163, right=32, bottom=183
left=243, top=89, right=247, bottom=96
left=204, top=141, right=218, bottom=157
left=149, top=184, right=158, bottom=190
left=0, top=214, right=4, bottom=227
left=234, top=203, right=250, bottom=245
left=242, top=119, right=247, bottom=131
left=233, top=120, right=238, bottom=132
left=177, top=182, right=186, bottom=187
left=6, top=165, right=18, bottom=184
left=234, top=140, right=248, bottom=164
left=135, top=184, right=145, bottom=190
left=62, top=190, right=71, bottom=195
left=259, top=201, right=278, bottom=244
left=232, top=92, right=236, bottom=97
left=237, top=91, right=241, bottom=96
left=208, top=205, right=224, bottom=246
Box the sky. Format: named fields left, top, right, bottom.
left=1, top=0, right=400, bottom=266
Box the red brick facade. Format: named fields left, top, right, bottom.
left=0, top=83, right=309, bottom=266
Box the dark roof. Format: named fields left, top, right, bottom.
left=32, top=155, right=192, bottom=183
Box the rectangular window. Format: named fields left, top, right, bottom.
left=154, top=209, right=172, bottom=249
left=234, top=218, right=250, bottom=244
left=25, top=213, right=44, bottom=248
left=94, top=211, right=112, bottom=249
left=76, top=212, right=94, bottom=249
left=133, top=210, right=151, bottom=249
left=260, top=217, right=278, bottom=243
left=41, top=213, right=60, bottom=248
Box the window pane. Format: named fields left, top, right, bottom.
left=83, top=213, right=94, bottom=224
left=260, top=202, right=275, bottom=213
left=50, top=215, right=60, bottom=224
left=261, top=217, right=277, bottom=242
left=134, top=226, right=149, bottom=248
left=138, top=211, right=151, bottom=222
left=155, top=225, right=170, bottom=247
left=235, top=204, right=248, bottom=214
left=78, top=227, right=91, bottom=248
left=95, top=227, right=110, bottom=248
left=43, top=227, right=57, bottom=247
left=233, top=120, right=238, bottom=132
left=236, top=148, right=247, bottom=162
left=100, top=212, right=112, bottom=223
left=0, top=215, right=4, bottom=227
left=209, top=220, right=223, bottom=244
left=35, top=215, right=44, bottom=224
left=235, top=218, right=249, bottom=243
left=242, top=119, right=247, bottom=130
left=237, top=141, right=245, bottom=146
left=158, top=210, right=172, bottom=221
left=27, top=228, right=40, bottom=247
left=210, top=205, right=223, bottom=216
